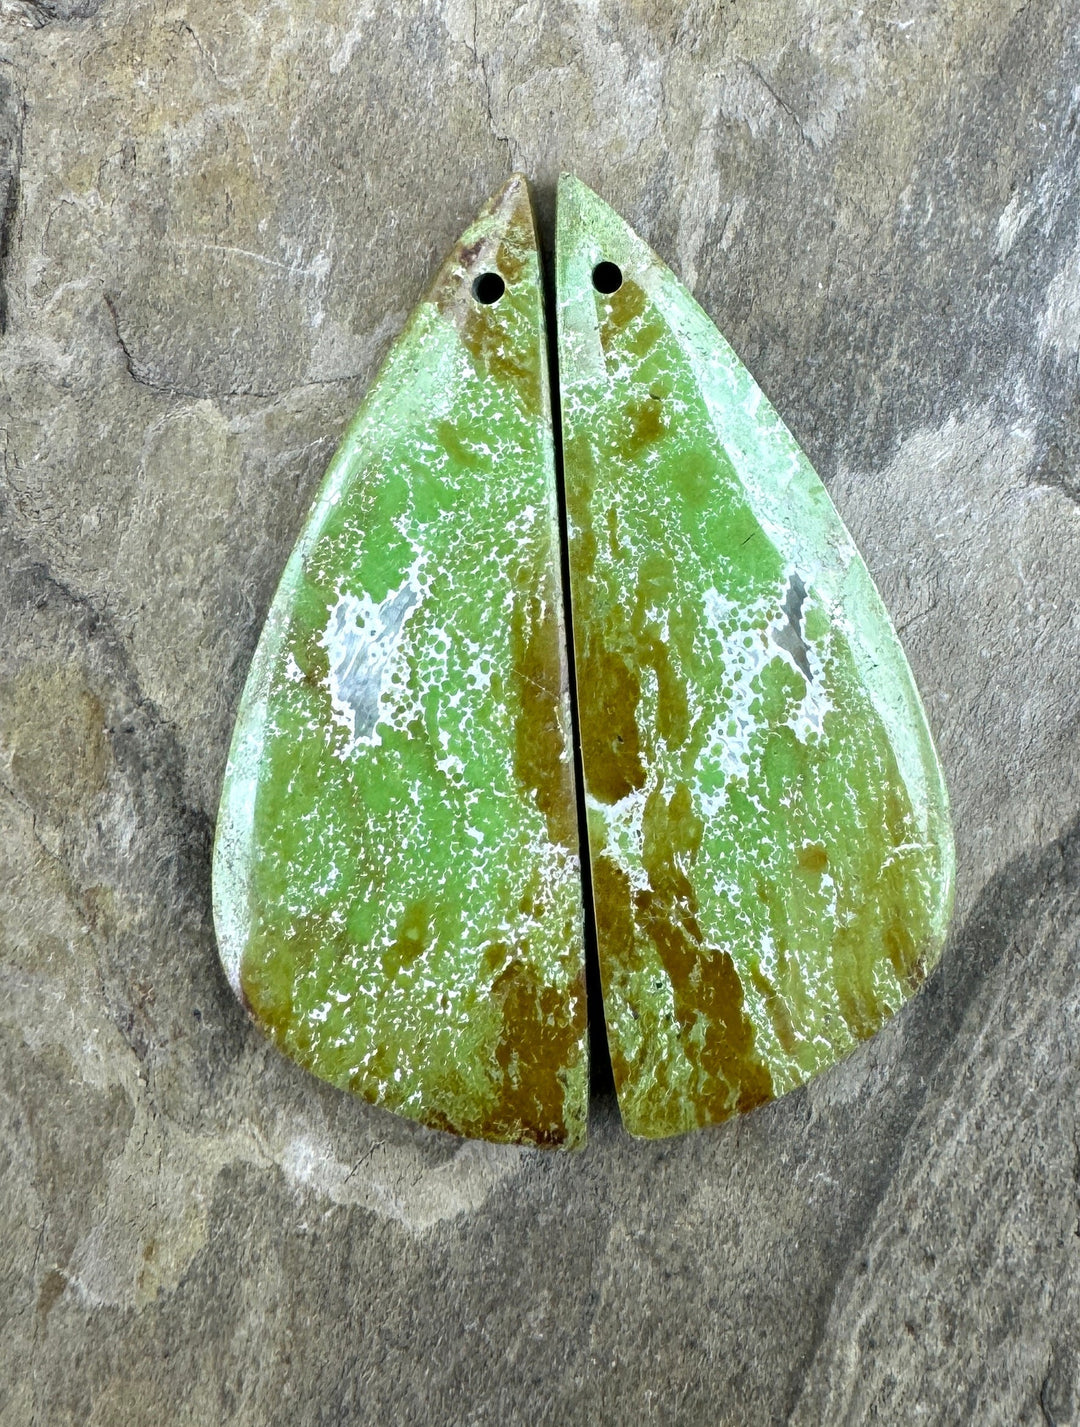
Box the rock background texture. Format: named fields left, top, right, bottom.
left=2, top=2, right=1079, bottom=1423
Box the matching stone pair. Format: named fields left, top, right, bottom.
left=212, top=174, right=954, bottom=1148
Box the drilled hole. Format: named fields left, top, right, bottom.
left=592, top=260, right=623, bottom=294
left=472, top=271, right=506, bottom=304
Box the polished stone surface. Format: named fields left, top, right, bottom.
left=215, top=176, right=587, bottom=1147
left=558, top=177, right=953, bottom=1136
left=3, top=2, right=1079, bottom=1422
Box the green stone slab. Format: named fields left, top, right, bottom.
left=556, top=175, right=954, bottom=1139
left=213, top=175, right=588, bottom=1148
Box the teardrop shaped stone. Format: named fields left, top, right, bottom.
left=214, top=176, right=588, bottom=1147
left=556, top=175, right=954, bottom=1139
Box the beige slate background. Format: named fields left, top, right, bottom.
left=2, top=1, right=1079, bottom=1422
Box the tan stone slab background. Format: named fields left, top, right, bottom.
left=1, top=2, right=1079, bottom=1423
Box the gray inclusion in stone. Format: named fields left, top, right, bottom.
left=321, top=580, right=420, bottom=748
left=772, top=572, right=813, bottom=682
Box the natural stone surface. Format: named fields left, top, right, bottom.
left=1, top=1, right=1078, bottom=1423
left=214, top=175, right=587, bottom=1148
left=558, top=176, right=952, bottom=1137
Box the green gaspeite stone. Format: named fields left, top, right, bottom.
left=213, top=176, right=589, bottom=1147
left=215, top=172, right=955, bottom=1148
left=556, top=176, right=954, bottom=1138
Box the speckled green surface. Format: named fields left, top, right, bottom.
left=557, top=176, right=954, bottom=1139
left=215, top=172, right=954, bottom=1149
left=212, top=176, right=588, bottom=1147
